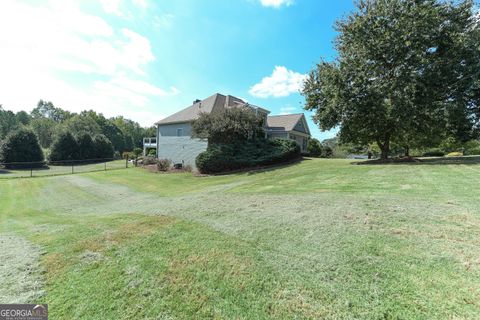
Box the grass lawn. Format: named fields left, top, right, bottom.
left=0, top=160, right=127, bottom=179
left=1, top=157, right=480, bottom=319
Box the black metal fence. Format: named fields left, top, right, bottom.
left=0, top=158, right=131, bottom=179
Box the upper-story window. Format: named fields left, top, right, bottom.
left=177, top=128, right=183, bottom=136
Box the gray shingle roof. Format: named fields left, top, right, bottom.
left=266, top=113, right=304, bottom=132
left=155, top=93, right=256, bottom=125
left=155, top=93, right=225, bottom=125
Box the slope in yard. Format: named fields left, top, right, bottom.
left=1, top=158, right=480, bottom=319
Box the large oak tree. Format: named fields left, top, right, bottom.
left=303, top=0, right=480, bottom=159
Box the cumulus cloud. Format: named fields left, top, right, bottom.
left=0, top=0, right=177, bottom=126
left=259, top=0, right=293, bottom=8
left=249, top=66, right=306, bottom=98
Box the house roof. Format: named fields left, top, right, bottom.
left=156, top=93, right=271, bottom=125
left=266, top=113, right=305, bottom=132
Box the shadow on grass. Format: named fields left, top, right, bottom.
left=352, top=156, right=480, bottom=166
left=206, top=157, right=311, bottom=176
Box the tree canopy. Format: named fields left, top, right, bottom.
left=303, top=0, right=480, bottom=159
left=192, top=107, right=265, bottom=144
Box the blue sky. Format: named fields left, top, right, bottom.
left=0, top=0, right=355, bottom=140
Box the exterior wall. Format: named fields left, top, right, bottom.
left=293, top=118, right=308, bottom=134
left=267, top=131, right=288, bottom=139
left=289, top=132, right=309, bottom=153
left=158, top=122, right=192, bottom=137
left=156, top=136, right=207, bottom=168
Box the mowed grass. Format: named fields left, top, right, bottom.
left=1, top=158, right=480, bottom=319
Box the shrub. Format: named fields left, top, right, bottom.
left=0, top=128, right=44, bottom=167
left=422, top=148, right=445, bottom=157
left=148, top=148, right=156, bottom=156
left=465, top=148, right=480, bottom=155
left=114, top=151, right=121, bottom=159
left=183, top=164, right=193, bottom=172
left=49, top=131, right=78, bottom=162
left=93, top=134, right=114, bottom=159
left=133, top=147, right=143, bottom=158
left=196, top=139, right=300, bottom=174
left=76, top=132, right=96, bottom=160
left=307, top=138, right=322, bottom=157
left=157, top=158, right=171, bottom=171
left=143, top=156, right=158, bottom=165
left=446, top=151, right=463, bottom=157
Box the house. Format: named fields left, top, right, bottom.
left=151, top=93, right=311, bottom=167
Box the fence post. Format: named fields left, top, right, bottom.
left=126, top=156, right=128, bottom=168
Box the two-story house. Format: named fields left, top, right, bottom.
left=151, top=93, right=311, bottom=167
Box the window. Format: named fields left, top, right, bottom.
left=176, top=128, right=183, bottom=136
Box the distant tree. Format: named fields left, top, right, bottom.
left=0, top=128, right=44, bottom=166
left=15, top=111, right=30, bottom=125
left=93, top=134, right=114, bottom=159
left=112, top=116, right=145, bottom=148
left=49, top=131, right=79, bottom=162
left=76, top=132, right=96, bottom=160
left=307, top=138, right=323, bottom=157
left=63, top=114, right=101, bottom=137
left=303, top=0, right=480, bottom=159
left=0, top=107, right=19, bottom=139
left=30, top=117, right=57, bottom=148
left=83, top=111, right=126, bottom=152
left=192, top=107, right=265, bottom=144
left=31, top=100, right=72, bottom=122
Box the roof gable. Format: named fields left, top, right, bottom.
left=267, top=113, right=306, bottom=132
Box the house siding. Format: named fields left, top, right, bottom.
left=293, top=118, right=308, bottom=134
left=289, top=132, right=309, bottom=153
left=158, top=122, right=192, bottom=137
left=157, top=136, right=207, bottom=168
left=267, top=131, right=288, bottom=139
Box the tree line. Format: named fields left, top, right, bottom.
left=303, top=0, right=480, bottom=159
left=0, top=100, right=156, bottom=164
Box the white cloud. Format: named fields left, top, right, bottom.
left=259, top=0, right=293, bottom=8
left=0, top=0, right=177, bottom=126
left=279, top=106, right=297, bottom=115
left=100, top=0, right=123, bottom=16
left=249, top=66, right=306, bottom=98
left=153, top=14, right=175, bottom=29
left=132, top=0, right=148, bottom=8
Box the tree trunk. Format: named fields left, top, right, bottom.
left=404, top=146, right=410, bottom=157
left=377, top=139, right=390, bottom=160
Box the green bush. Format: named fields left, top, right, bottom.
left=422, top=148, right=445, bottom=157
left=0, top=128, right=44, bottom=167
left=307, top=138, right=322, bottom=157
left=49, top=131, right=78, bottom=162
left=465, top=148, right=480, bottom=155
left=76, top=132, right=96, bottom=160
left=196, top=139, right=300, bottom=174
left=93, top=134, right=114, bottom=159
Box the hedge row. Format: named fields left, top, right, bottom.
left=196, top=139, right=300, bottom=174
left=49, top=131, right=114, bottom=162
